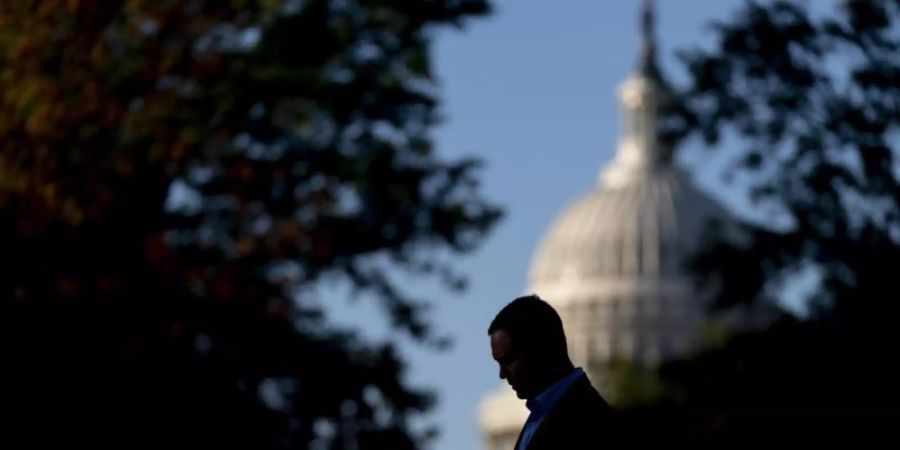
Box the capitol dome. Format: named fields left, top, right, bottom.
left=480, top=2, right=739, bottom=449
left=524, top=0, right=734, bottom=369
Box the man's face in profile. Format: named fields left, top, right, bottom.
left=490, top=329, right=532, bottom=399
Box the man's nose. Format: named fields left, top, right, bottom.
left=499, top=367, right=507, bottom=380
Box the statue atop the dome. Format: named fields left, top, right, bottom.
left=638, top=0, right=662, bottom=80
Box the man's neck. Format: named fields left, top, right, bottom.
left=531, top=362, right=576, bottom=397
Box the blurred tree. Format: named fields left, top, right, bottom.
left=0, top=1, right=500, bottom=449
left=648, top=0, right=900, bottom=442
left=586, top=357, right=669, bottom=407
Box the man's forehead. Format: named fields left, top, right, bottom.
left=490, top=330, right=513, bottom=357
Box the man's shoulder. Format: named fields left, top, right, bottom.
left=524, top=375, right=619, bottom=450
left=573, top=376, right=611, bottom=407
left=554, top=376, right=611, bottom=420
left=532, top=379, right=615, bottom=450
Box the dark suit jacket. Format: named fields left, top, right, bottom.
left=513, top=374, right=613, bottom=450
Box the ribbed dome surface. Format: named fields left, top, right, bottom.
left=530, top=168, right=731, bottom=288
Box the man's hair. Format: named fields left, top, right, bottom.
left=488, top=294, right=568, bottom=358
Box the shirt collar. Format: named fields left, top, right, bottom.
left=525, top=367, right=585, bottom=417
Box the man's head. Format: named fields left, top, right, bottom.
left=488, top=294, right=571, bottom=399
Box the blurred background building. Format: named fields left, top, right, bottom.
left=478, top=2, right=734, bottom=448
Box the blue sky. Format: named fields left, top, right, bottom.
left=324, top=1, right=832, bottom=450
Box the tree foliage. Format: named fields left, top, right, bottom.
left=658, top=0, right=900, bottom=425
left=0, top=1, right=500, bottom=448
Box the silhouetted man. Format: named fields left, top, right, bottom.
left=489, top=294, right=611, bottom=450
